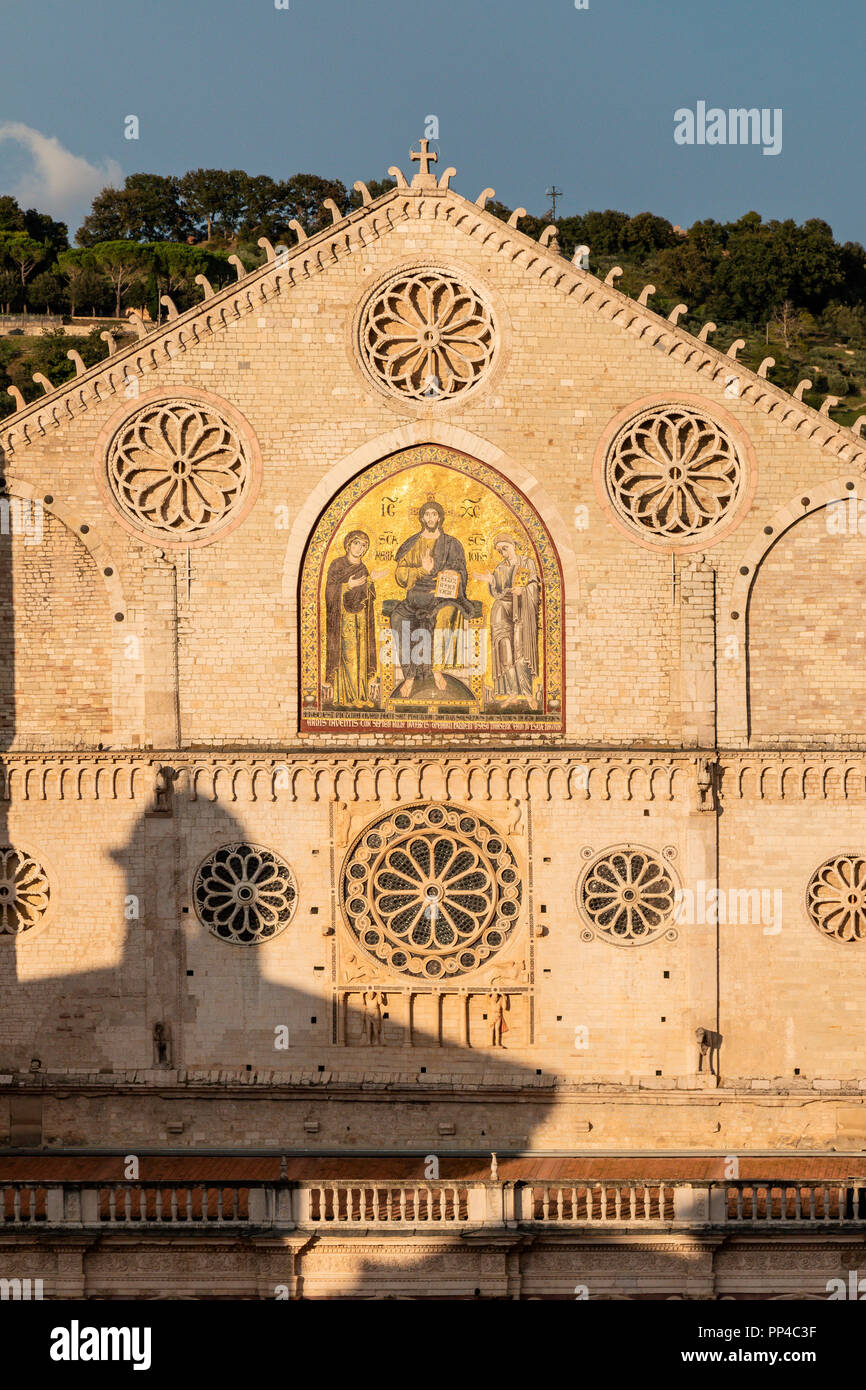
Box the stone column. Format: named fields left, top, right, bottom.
left=679, top=555, right=716, bottom=747
left=142, top=552, right=180, bottom=749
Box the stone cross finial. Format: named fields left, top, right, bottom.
left=410, top=137, right=439, bottom=181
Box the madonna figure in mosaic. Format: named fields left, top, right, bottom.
left=324, top=530, right=382, bottom=708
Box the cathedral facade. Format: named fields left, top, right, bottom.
left=2, top=146, right=866, bottom=1299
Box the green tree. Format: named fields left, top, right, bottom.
left=654, top=219, right=726, bottom=309
left=236, top=175, right=288, bottom=240
left=123, top=174, right=191, bottom=241
left=179, top=169, right=248, bottom=240
left=77, top=174, right=189, bottom=245
left=19, top=207, right=67, bottom=259
left=57, top=248, right=112, bottom=317
left=0, top=267, right=19, bottom=314
left=27, top=269, right=67, bottom=314
left=146, top=242, right=232, bottom=314
left=0, top=195, right=26, bottom=232
left=76, top=187, right=129, bottom=245
left=0, top=231, right=48, bottom=299
left=86, top=241, right=154, bottom=318
left=579, top=210, right=631, bottom=255
left=279, top=174, right=350, bottom=234
left=839, top=241, right=866, bottom=303
left=0, top=197, right=67, bottom=259
left=622, top=212, right=677, bottom=256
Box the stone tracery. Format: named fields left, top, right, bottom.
left=358, top=269, right=496, bottom=400
left=340, top=803, right=522, bottom=978
left=193, top=843, right=297, bottom=944
left=605, top=405, right=744, bottom=541
left=806, top=854, right=866, bottom=942
left=0, top=846, right=50, bottom=935
left=105, top=398, right=251, bottom=542
left=577, top=845, right=678, bottom=945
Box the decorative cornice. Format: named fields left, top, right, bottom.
left=720, top=753, right=866, bottom=801
left=0, top=750, right=696, bottom=805
left=1, top=750, right=865, bottom=804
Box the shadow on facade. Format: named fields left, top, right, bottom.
left=1, top=789, right=588, bottom=1298
left=0, top=495, right=707, bottom=1300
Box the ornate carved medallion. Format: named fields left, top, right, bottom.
left=577, top=845, right=679, bottom=946
left=604, top=405, right=744, bottom=542
left=0, top=847, right=51, bottom=935
left=358, top=269, right=496, bottom=400
left=105, top=398, right=252, bottom=542
left=340, top=804, right=522, bottom=978
left=806, top=855, right=866, bottom=942
left=193, top=843, right=297, bottom=945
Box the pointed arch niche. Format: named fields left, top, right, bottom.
left=729, top=477, right=866, bottom=744
left=299, top=443, right=565, bottom=735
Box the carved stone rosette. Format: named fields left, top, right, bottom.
left=357, top=269, right=496, bottom=401
left=604, top=405, right=744, bottom=542
left=339, top=802, right=522, bottom=979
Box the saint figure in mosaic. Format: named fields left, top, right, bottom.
left=476, top=534, right=540, bottom=708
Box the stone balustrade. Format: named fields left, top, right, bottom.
left=3, top=1179, right=866, bottom=1232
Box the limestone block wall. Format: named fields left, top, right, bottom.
left=0, top=188, right=861, bottom=754
left=0, top=514, right=113, bottom=749
left=2, top=753, right=866, bottom=1110
left=746, top=508, right=866, bottom=743
left=719, top=791, right=866, bottom=1081
left=1, top=186, right=866, bottom=1162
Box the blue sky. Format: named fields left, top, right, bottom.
left=0, top=0, right=862, bottom=243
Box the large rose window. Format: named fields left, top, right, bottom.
left=193, top=843, right=297, bottom=945
left=341, top=804, right=521, bottom=978
left=358, top=270, right=496, bottom=400
left=0, top=847, right=51, bottom=935
left=605, top=405, right=744, bottom=541
left=106, top=399, right=251, bottom=542
left=806, top=855, right=866, bottom=943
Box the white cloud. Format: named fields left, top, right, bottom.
left=0, top=123, right=122, bottom=226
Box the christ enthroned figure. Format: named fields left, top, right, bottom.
left=389, top=499, right=472, bottom=697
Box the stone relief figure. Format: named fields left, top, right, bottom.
left=324, top=531, right=385, bottom=708
left=361, top=990, right=387, bottom=1045
left=389, top=498, right=473, bottom=697
left=695, top=1026, right=722, bottom=1076
left=151, top=765, right=179, bottom=815
left=696, top=757, right=715, bottom=812
left=487, top=989, right=508, bottom=1047
left=153, top=1021, right=171, bottom=1066
left=476, top=535, right=540, bottom=709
